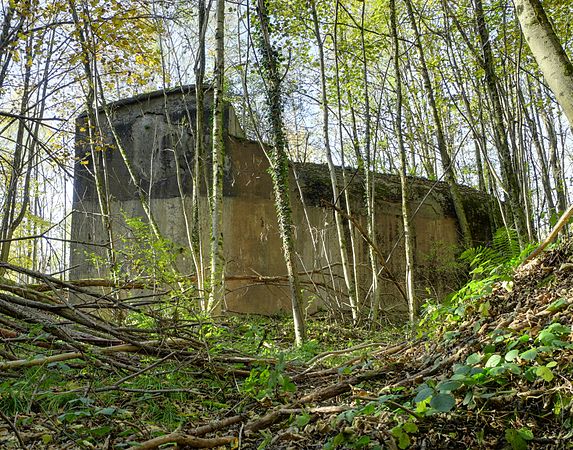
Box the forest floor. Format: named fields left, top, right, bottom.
left=1, top=241, right=573, bottom=449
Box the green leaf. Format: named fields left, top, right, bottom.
left=466, top=353, right=481, bottom=365
left=485, top=354, right=502, bottom=368
left=488, top=366, right=507, bottom=377
left=504, top=349, right=519, bottom=362
left=332, top=432, right=346, bottom=446
left=437, top=380, right=462, bottom=392
left=505, top=428, right=528, bottom=450
left=360, top=403, right=376, bottom=415
left=524, top=367, right=537, bottom=382
left=96, top=407, right=118, bottom=416
left=414, top=387, right=434, bottom=403
left=520, top=349, right=537, bottom=361
left=538, top=331, right=556, bottom=346
left=294, top=413, right=311, bottom=428
left=518, top=428, right=533, bottom=441
left=353, top=436, right=371, bottom=446
left=484, top=344, right=496, bottom=353
left=451, top=373, right=469, bottom=381
left=430, top=393, right=456, bottom=412
left=547, top=298, right=567, bottom=312
left=546, top=323, right=570, bottom=335
left=503, top=363, right=522, bottom=375
left=453, top=364, right=471, bottom=375
left=535, top=365, right=554, bottom=382
left=462, top=391, right=474, bottom=407
left=402, top=421, right=418, bottom=433
left=397, top=432, right=410, bottom=449
left=90, top=426, right=112, bottom=437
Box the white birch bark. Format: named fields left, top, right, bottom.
left=514, top=0, right=573, bottom=129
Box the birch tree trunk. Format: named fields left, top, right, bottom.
left=390, top=0, right=416, bottom=326
left=256, top=0, right=306, bottom=345
left=473, top=0, right=528, bottom=239
left=357, top=1, right=381, bottom=324
left=334, top=0, right=361, bottom=314
left=513, top=0, right=573, bottom=129
left=69, top=0, right=118, bottom=278
left=208, top=0, right=226, bottom=312
left=404, top=0, right=472, bottom=248
left=193, top=0, right=208, bottom=308
left=310, top=0, right=358, bottom=323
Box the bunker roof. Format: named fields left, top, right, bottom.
left=78, top=84, right=212, bottom=118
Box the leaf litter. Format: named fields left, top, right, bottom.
left=1, top=241, right=573, bottom=449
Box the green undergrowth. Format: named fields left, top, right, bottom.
left=0, top=359, right=229, bottom=425
left=320, top=230, right=573, bottom=449
left=202, top=314, right=404, bottom=362
left=422, top=227, right=534, bottom=336
left=0, top=315, right=402, bottom=447
left=3, top=229, right=572, bottom=448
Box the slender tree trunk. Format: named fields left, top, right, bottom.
left=513, top=0, right=573, bottom=129
left=310, top=0, right=358, bottom=323
left=390, top=0, right=416, bottom=326
left=192, top=0, right=208, bottom=308
left=473, top=0, right=528, bottom=238
left=69, top=0, right=117, bottom=277
left=334, top=0, right=361, bottom=312
left=404, top=0, right=472, bottom=248
left=513, top=0, right=573, bottom=240
left=208, top=0, right=226, bottom=312
left=100, top=109, right=163, bottom=241
left=540, top=102, right=567, bottom=212
left=357, top=1, right=381, bottom=324
left=0, top=39, right=33, bottom=270
left=519, top=85, right=556, bottom=217
left=256, top=0, right=305, bottom=345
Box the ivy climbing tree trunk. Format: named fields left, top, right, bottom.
left=208, top=0, right=226, bottom=312
left=256, top=0, right=305, bottom=346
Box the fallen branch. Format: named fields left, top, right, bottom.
left=188, top=415, right=247, bottom=436
left=246, top=368, right=389, bottom=433
left=0, top=409, right=28, bottom=450
left=0, top=338, right=191, bottom=371
left=129, top=434, right=236, bottom=449
left=306, top=341, right=387, bottom=367
left=522, top=204, right=573, bottom=264
left=305, top=340, right=412, bottom=370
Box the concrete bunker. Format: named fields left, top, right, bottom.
left=70, top=86, right=494, bottom=317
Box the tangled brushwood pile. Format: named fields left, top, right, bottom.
left=0, top=239, right=572, bottom=449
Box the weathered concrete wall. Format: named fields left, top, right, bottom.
left=71, top=86, right=494, bottom=317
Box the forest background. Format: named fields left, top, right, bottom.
left=1, top=0, right=573, bottom=447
